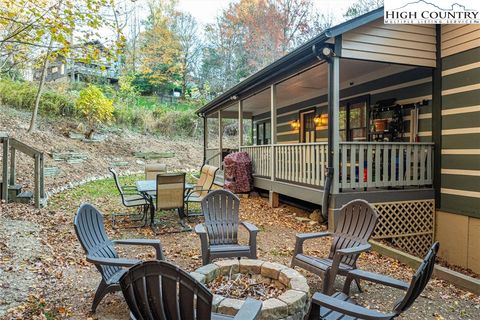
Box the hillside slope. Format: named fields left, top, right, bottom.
left=0, top=105, right=203, bottom=195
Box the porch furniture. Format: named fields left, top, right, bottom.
left=109, top=167, right=149, bottom=229
left=291, top=199, right=378, bottom=295
left=120, top=260, right=262, bottom=320
left=73, top=203, right=164, bottom=312
left=135, top=179, right=193, bottom=227
left=195, top=189, right=258, bottom=265
left=185, top=164, right=218, bottom=216
left=145, top=163, right=167, bottom=180
left=305, top=242, right=439, bottom=320
left=153, top=172, right=189, bottom=232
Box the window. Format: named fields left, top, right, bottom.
left=256, top=121, right=271, bottom=145
left=339, top=96, right=369, bottom=141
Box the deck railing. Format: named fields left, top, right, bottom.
left=205, top=148, right=221, bottom=168
left=338, top=142, right=434, bottom=190
left=239, top=145, right=271, bottom=177
left=240, top=141, right=434, bottom=192
left=274, top=143, right=328, bottom=187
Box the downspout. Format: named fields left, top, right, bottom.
left=313, top=44, right=335, bottom=221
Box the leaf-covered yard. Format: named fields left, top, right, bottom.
left=0, top=176, right=479, bottom=320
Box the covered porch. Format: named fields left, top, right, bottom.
left=202, top=57, right=435, bottom=209
left=197, top=10, right=441, bottom=258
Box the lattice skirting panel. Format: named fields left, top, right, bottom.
left=372, top=199, right=435, bottom=257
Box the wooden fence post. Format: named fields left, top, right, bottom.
left=34, top=153, right=40, bottom=208
left=9, top=146, right=16, bottom=186
left=1, top=136, right=8, bottom=201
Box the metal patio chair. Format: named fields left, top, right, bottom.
left=185, top=164, right=218, bottom=216
left=305, top=242, right=440, bottom=320
left=149, top=172, right=189, bottom=232
left=120, top=260, right=262, bottom=320
left=145, top=163, right=167, bottom=180
left=109, top=167, right=149, bottom=228
left=291, top=199, right=378, bottom=294
left=195, top=189, right=258, bottom=265
left=74, top=203, right=164, bottom=312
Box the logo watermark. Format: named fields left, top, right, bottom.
left=384, top=0, right=480, bottom=24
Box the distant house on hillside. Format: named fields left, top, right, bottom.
left=33, top=40, right=118, bottom=84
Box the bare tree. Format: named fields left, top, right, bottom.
left=28, top=37, right=53, bottom=133
left=171, top=11, right=201, bottom=98
left=344, top=0, right=384, bottom=18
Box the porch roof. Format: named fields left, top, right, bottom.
left=196, top=7, right=384, bottom=117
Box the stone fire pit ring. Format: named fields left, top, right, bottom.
left=190, top=259, right=310, bottom=320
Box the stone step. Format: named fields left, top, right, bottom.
left=15, top=191, right=33, bottom=204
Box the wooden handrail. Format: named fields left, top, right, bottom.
left=1, top=136, right=45, bottom=208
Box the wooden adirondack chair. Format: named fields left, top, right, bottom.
left=291, top=199, right=378, bottom=294
left=185, top=164, right=218, bottom=216
left=305, top=242, right=440, bottom=320
left=195, top=189, right=259, bottom=265
left=120, top=260, right=262, bottom=320
left=74, top=203, right=164, bottom=312
left=109, top=167, right=149, bottom=228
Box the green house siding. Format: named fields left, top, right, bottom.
left=440, top=46, right=480, bottom=217
left=253, top=67, right=433, bottom=144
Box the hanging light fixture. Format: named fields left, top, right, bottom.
left=314, top=114, right=328, bottom=127
left=320, top=114, right=328, bottom=126
left=291, top=119, right=300, bottom=130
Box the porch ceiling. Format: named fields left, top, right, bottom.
left=232, top=59, right=414, bottom=117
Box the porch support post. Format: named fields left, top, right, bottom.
left=218, top=110, right=223, bottom=168
left=203, top=115, right=208, bottom=163
left=330, top=56, right=340, bottom=195
left=238, top=100, right=243, bottom=149
left=269, top=84, right=279, bottom=207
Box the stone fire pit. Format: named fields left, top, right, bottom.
left=191, top=259, right=310, bottom=320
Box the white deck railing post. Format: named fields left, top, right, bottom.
left=270, top=84, right=277, bottom=182
left=238, top=100, right=243, bottom=148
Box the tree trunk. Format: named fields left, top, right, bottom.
left=28, top=37, right=53, bottom=133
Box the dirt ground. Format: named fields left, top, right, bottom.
left=1, top=191, right=479, bottom=320
left=1, top=106, right=479, bottom=319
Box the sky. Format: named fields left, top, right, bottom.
left=176, top=0, right=358, bottom=26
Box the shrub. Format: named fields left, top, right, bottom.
left=75, top=85, right=114, bottom=138
left=0, top=79, right=75, bottom=116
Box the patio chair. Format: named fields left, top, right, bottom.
left=305, top=242, right=440, bottom=320
left=74, top=203, right=164, bottom=313
left=109, top=167, right=149, bottom=229
left=185, top=164, right=218, bottom=216
left=291, top=199, right=378, bottom=295
left=150, top=172, right=188, bottom=232
left=120, top=260, right=262, bottom=320
left=145, top=163, right=167, bottom=180
left=195, top=189, right=258, bottom=265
